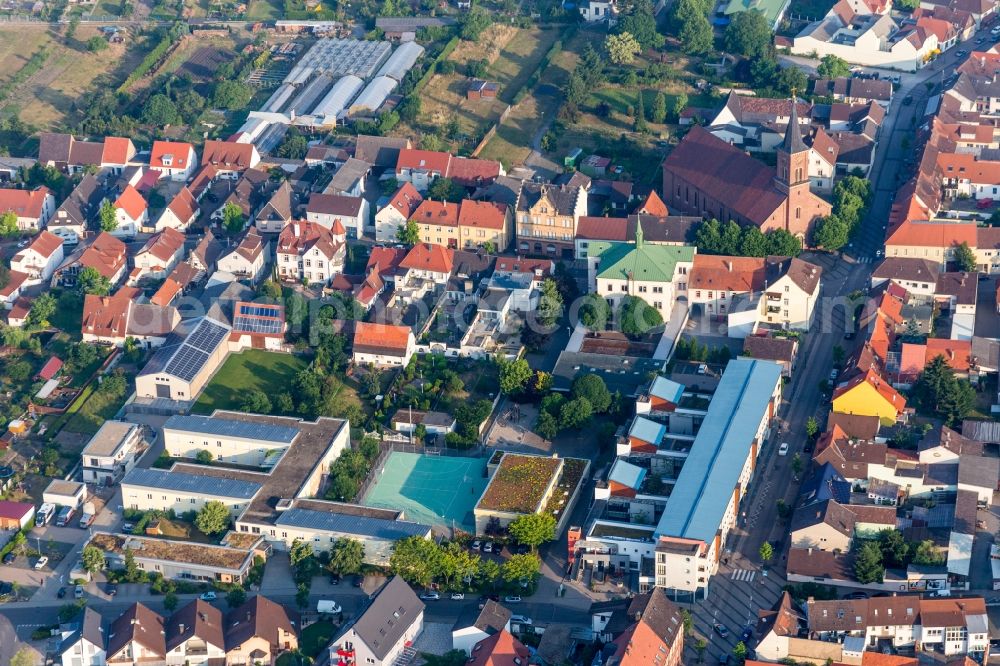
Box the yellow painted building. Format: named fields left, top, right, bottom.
left=831, top=369, right=906, bottom=422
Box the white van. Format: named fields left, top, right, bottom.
left=317, top=600, right=342, bottom=614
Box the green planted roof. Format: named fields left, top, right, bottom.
left=593, top=239, right=696, bottom=283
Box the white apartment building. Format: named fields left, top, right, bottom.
left=163, top=413, right=301, bottom=467
left=121, top=468, right=261, bottom=518
left=81, top=421, right=145, bottom=485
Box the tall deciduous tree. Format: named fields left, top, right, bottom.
left=390, top=536, right=441, bottom=588
left=195, top=500, right=231, bottom=535
left=724, top=11, right=773, bottom=59
left=328, top=538, right=365, bottom=575
left=508, top=513, right=557, bottom=549
left=99, top=200, right=118, bottom=233
left=606, top=32, right=642, bottom=65
left=854, top=542, right=884, bottom=584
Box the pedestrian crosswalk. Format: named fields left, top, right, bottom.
left=730, top=569, right=757, bottom=582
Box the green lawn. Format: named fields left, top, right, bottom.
left=193, top=350, right=308, bottom=413
left=50, top=293, right=84, bottom=341
left=246, top=0, right=282, bottom=19
left=299, top=621, right=336, bottom=658
left=63, top=384, right=130, bottom=435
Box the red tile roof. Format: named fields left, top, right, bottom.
left=26, top=230, right=64, bottom=259
left=139, top=227, right=185, bottom=264
left=636, top=190, right=669, bottom=216
left=458, top=200, right=507, bottom=230
left=0, top=501, right=33, bottom=521
left=36, top=357, right=63, bottom=381
left=115, top=184, right=147, bottom=221
left=150, top=141, right=194, bottom=171
left=385, top=182, right=423, bottom=219
left=83, top=293, right=131, bottom=339
left=151, top=278, right=182, bottom=307
left=353, top=321, right=412, bottom=354
left=885, top=220, right=977, bottom=248
left=0, top=187, right=51, bottom=219
left=447, top=155, right=502, bottom=186
left=925, top=337, right=972, bottom=371
left=167, top=187, right=198, bottom=222
left=690, top=255, right=768, bottom=292
left=277, top=221, right=342, bottom=260
left=608, top=620, right=670, bottom=666
left=367, top=247, right=407, bottom=277
left=201, top=139, right=256, bottom=170
left=468, top=629, right=530, bottom=666
left=102, top=137, right=135, bottom=165
left=0, top=270, right=28, bottom=299
left=576, top=216, right=628, bottom=241
left=833, top=368, right=906, bottom=415
left=411, top=200, right=459, bottom=227
left=79, top=232, right=127, bottom=279
left=397, top=149, right=451, bottom=174
left=400, top=243, right=454, bottom=274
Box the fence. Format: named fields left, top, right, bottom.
left=471, top=104, right=512, bottom=157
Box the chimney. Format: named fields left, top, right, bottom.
left=725, top=260, right=733, bottom=272
left=178, top=623, right=185, bottom=634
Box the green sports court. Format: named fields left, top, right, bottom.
left=362, top=452, right=488, bottom=531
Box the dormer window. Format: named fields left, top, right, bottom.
left=162, top=154, right=174, bottom=167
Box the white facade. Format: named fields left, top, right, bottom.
left=306, top=198, right=369, bottom=238
left=166, top=637, right=225, bottom=666
left=114, top=208, right=147, bottom=238
left=277, top=243, right=344, bottom=285
left=121, top=479, right=257, bottom=518
left=375, top=202, right=408, bottom=243
left=155, top=205, right=197, bottom=233
left=763, top=271, right=821, bottom=331
left=10, top=240, right=64, bottom=283
left=82, top=421, right=144, bottom=486
left=791, top=14, right=938, bottom=72
left=333, top=611, right=423, bottom=666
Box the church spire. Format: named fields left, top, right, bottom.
left=781, top=94, right=807, bottom=155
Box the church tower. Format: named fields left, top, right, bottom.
left=775, top=97, right=810, bottom=195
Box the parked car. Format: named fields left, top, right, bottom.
left=778, top=442, right=789, bottom=456
left=57, top=587, right=67, bottom=599
left=121, top=522, right=134, bottom=534
left=317, top=600, right=342, bottom=614
left=719, top=656, right=729, bottom=666
left=420, top=591, right=440, bottom=601
left=330, top=573, right=341, bottom=585
left=828, top=368, right=839, bottom=381
left=450, top=593, right=465, bottom=600
left=903, top=95, right=913, bottom=105
left=956, top=49, right=969, bottom=57
left=106, top=583, right=117, bottom=597
left=471, top=540, right=482, bottom=551
left=74, top=585, right=84, bottom=599
left=199, top=591, right=217, bottom=602
left=846, top=592, right=868, bottom=599
left=33, top=556, right=48, bottom=570
left=511, top=614, right=533, bottom=625
left=740, top=626, right=753, bottom=644
left=353, top=576, right=364, bottom=587
left=483, top=542, right=494, bottom=553
left=3, top=553, right=15, bottom=565
left=713, top=623, right=729, bottom=638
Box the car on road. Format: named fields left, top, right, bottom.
left=74, top=585, right=84, bottom=599
left=199, top=591, right=217, bottom=602
left=828, top=368, right=839, bottom=381
left=903, top=95, right=913, bottom=105
left=354, top=576, right=364, bottom=587
left=420, top=591, right=440, bottom=600
left=450, top=592, right=465, bottom=600
left=471, top=540, right=482, bottom=551
left=956, top=50, right=969, bottom=57
left=719, top=656, right=729, bottom=666
left=778, top=442, right=789, bottom=456
left=740, top=626, right=753, bottom=644
left=330, top=573, right=341, bottom=585
left=33, top=556, right=48, bottom=570
left=844, top=330, right=855, bottom=340
left=503, top=595, right=522, bottom=603
left=57, top=587, right=67, bottom=599
left=2, top=553, right=15, bottom=565
left=511, top=614, right=533, bottom=625
left=713, top=623, right=729, bottom=638
left=15, top=240, right=27, bottom=248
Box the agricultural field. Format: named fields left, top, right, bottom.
left=0, top=26, right=149, bottom=129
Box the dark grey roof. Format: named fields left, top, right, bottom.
left=957, top=455, right=999, bottom=490
left=274, top=507, right=430, bottom=540
left=516, top=182, right=581, bottom=216
left=53, top=174, right=104, bottom=227
left=972, top=336, right=1000, bottom=371
left=472, top=599, right=511, bottom=634
left=326, top=158, right=371, bottom=195
left=122, top=468, right=262, bottom=500
left=552, top=351, right=663, bottom=396
left=349, top=576, right=425, bottom=661
left=59, top=607, right=104, bottom=655
left=355, top=135, right=410, bottom=167
left=963, top=419, right=1000, bottom=443
left=164, top=414, right=299, bottom=444
left=782, top=98, right=807, bottom=154
left=475, top=175, right=522, bottom=208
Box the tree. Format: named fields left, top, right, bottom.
left=428, top=177, right=464, bottom=202
left=571, top=374, right=612, bottom=413
left=222, top=202, right=245, bottom=235
left=10, top=647, right=35, bottom=666
left=651, top=91, right=667, bottom=124
left=671, top=91, right=688, bottom=120
left=196, top=449, right=213, bottom=464
left=618, top=295, right=663, bottom=338
left=680, top=609, right=693, bottom=636
left=854, top=542, right=885, bottom=584
left=759, top=541, right=773, bottom=563
left=329, top=538, right=365, bottom=575
left=765, top=229, right=802, bottom=257
left=912, top=355, right=977, bottom=425
left=81, top=545, right=105, bottom=574
left=733, top=642, right=748, bottom=660
left=290, top=539, right=314, bottom=568
left=390, top=536, right=441, bottom=588
left=86, top=36, right=108, bottom=52
left=675, top=0, right=714, bottom=55
left=724, top=11, right=772, bottom=59
left=502, top=553, right=541, bottom=583
left=240, top=389, right=272, bottom=414
left=213, top=80, right=253, bottom=110
left=195, top=500, right=230, bottom=535
left=77, top=266, right=110, bottom=296
left=877, top=529, right=910, bottom=568
left=227, top=587, right=247, bottom=608
left=806, top=416, right=819, bottom=439
left=0, top=210, right=17, bottom=237
left=27, top=293, right=56, bottom=329
left=813, top=215, right=850, bottom=252
left=559, top=397, right=593, bottom=429
left=817, top=54, right=851, bottom=79
left=477, top=557, right=501, bottom=589
left=508, top=513, right=557, bottom=549
left=776, top=66, right=809, bottom=96
left=497, top=357, right=532, bottom=395
left=536, top=278, right=563, bottom=327
left=954, top=241, right=977, bottom=272
left=536, top=411, right=558, bottom=440
left=739, top=226, right=768, bottom=257
left=791, top=452, right=803, bottom=476
left=98, top=199, right=118, bottom=233
left=277, top=131, right=308, bottom=159
left=398, top=95, right=421, bottom=122
left=422, top=651, right=471, bottom=666
left=617, top=0, right=664, bottom=49
left=912, top=540, right=943, bottom=565
left=605, top=32, right=641, bottom=65
left=460, top=6, right=491, bottom=40
left=143, top=94, right=179, bottom=126
left=397, top=219, right=421, bottom=246
left=163, top=591, right=179, bottom=611
left=579, top=294, right=611, bottom=330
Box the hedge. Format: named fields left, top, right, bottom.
left=117, top=25, right=186, bottom=93
left=412, top=36, right=460, bottom=96
left=511, top=36, right=565, bottom=105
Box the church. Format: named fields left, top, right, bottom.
left=661, top=102, right=832, bottom=240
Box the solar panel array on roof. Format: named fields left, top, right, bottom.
left=164, top=414, right=300, bottom=444
left=234, top=317, right=283, bottom=334
left=137, top=317, right=230, bottom=382
left=239, top=304, right=281, bottom=318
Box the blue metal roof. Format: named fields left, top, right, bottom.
left=654, top=359, right=783, bottom=544
left=122, top=468, right=262, bottom=500
left=608, top=459, right=647, bottom=490
left=629, top=416, right=666, bottom=446
left=164, top=414, right=300, bottom=444
left=649, top=376, right=684, bottom=404
left=274, top=507, right=431, bottom=540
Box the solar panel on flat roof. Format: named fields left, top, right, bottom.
left=238, top=304, right=281, bottom=319
left=164, top=414, right=300, bottom=444
left=234, top=316, right=283, bottom=334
